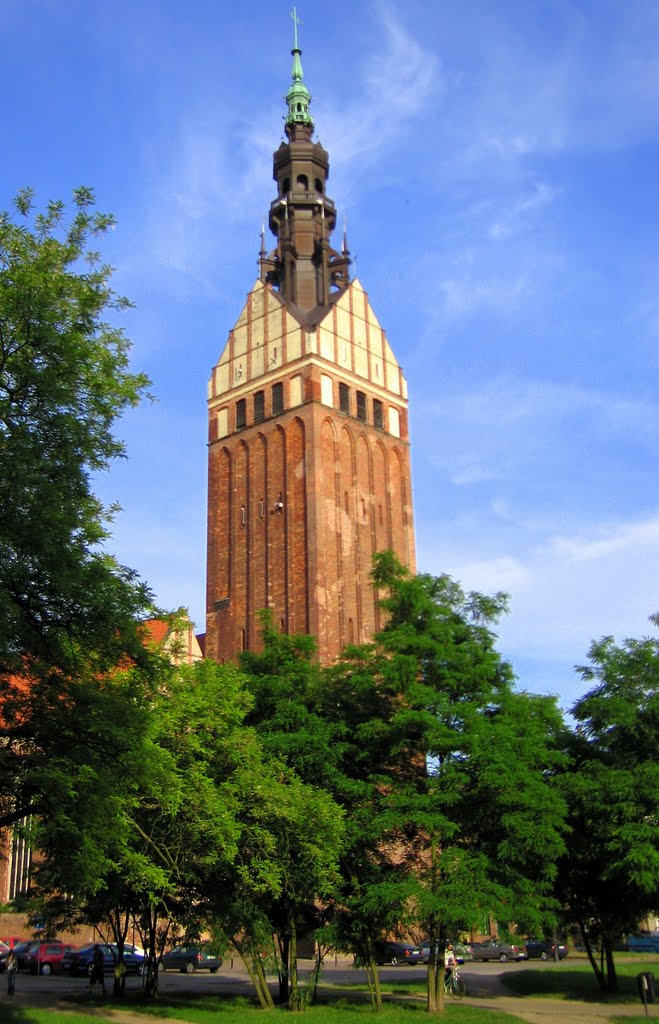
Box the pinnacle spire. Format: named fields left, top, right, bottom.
left=285, top=7, right=313, bottom=132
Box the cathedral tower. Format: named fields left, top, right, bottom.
left=205, top=20, right=415, bottom=664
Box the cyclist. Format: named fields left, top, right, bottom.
left=444, top=942, right=457, bottom=983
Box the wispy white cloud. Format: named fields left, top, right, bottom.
left=438, top=266, right=532, bottom=319
left=436, top=1, right=659, bottom=174
left=420, top=507, right=659, bottom=706
left=420, top=376, right=659, bottom=487
left=545, top=517, right=659, bottom=563
left=488, top=182, right=558, bottom=239
left=317, top=2, right=444, bottom=172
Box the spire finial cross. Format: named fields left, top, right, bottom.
left=290, top=7, right=302, bottom=50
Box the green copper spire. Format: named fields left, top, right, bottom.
left=285, top=7, right=313, bottom=130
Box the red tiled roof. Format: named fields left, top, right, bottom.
left=142, top=619, right=170, bottom=645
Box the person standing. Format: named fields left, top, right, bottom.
left=6, top=951, right=17, bottom=995
left=89, top=945, right=106, bottom=996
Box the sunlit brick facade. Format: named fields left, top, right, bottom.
left=205, top=36, right=415, bottom=665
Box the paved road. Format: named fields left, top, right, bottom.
left=0, top=957, right=653, bottom=1024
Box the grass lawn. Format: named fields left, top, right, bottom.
left=0, top=1003, right=528, bottom=1024
left=501, top=954, right=659, bottom=1004
left=608, top=1019, right=658, bottom=1024
left=3, top=955, right=657, bottom=1024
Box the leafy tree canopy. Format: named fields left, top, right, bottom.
left=557, top=619, right=659, bottom=992
left=321, top=553, right=568, bottom=1012
left=0, top=187, right=153, bottom=685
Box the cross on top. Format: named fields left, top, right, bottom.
left=290, top=7, right=302, bottom=50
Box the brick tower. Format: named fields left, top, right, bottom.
left=205, top=23, right=415, bottom=665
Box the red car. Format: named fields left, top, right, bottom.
left=25, top=941, right=75, bottom=975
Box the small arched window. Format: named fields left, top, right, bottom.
left=282, top=177, right=290, bottom=195
left=296, top=174, right=309, bottom=191
left=315, top=178, right=323, bottom=194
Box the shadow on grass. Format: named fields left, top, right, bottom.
left=501, top=966, right=650, bottom=1004
left=34, top=991, right=527, bottom=1024
left=0, top=1008, right=30, bottom=1024
left=92, top=997, right=526, bottom=1024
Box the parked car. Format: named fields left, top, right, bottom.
left=66, top=943, right=146, bottom=976
left=25, top=941, right=76, bottom=975
left=524, top=938, right=568, bottom=960
left=420, top=941, right=473, bottom=964
left=159, top=944, right=223, bottom=973
left=10, top=940, right=41, bottom=970
left=628, top=932, right=659, bottom=953
left=471, top=938, right=527, bottom=962
left=373, top=941, right=424, bottom=966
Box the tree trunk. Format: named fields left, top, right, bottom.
left=301, top=946, right=324, bottom=1007
left=603, top=940, right=618, bottom=993
left=426, top=952, right=445, bottom=1013
left=277, top=932, right=290, bottom=1005
left=240, top=951, right=275, bottom=1009
left=141, top=908, right=164, bottom=999
left=579, top=921, right=606, bottom=993
left=289, top=918, right=301, bottom=1011
left=364, top=958, right=383, bottom=1012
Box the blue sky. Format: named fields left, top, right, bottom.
left=2, top=0, right=658, bottom=711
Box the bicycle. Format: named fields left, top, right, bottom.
left=444, top=966, right=466, bottom=998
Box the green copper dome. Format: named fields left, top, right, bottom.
left=285, top=8, right=313, bottom=129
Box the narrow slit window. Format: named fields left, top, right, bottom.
left=236, top=398, right=246, bottom=430
left=339, top=382, right=350, bottom=414
left=356, top=390, right=367, bottom=422
left=272, top=381, right=284, bottom=416
left=373, top=399, right=384, bottom=429
left=254, top=390, right=265, bottom=423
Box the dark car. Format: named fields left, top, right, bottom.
left=159, top=944, right=223, bottom=973
left=66, top=943, right=145, bottom=976
left=373, top=941, right=424, bottom=966
left=5, top=940, right=39, bottom=970
left=25, top=941, right=75, bottom=975
left=628, top=932, right=659, bottom=953
left=524, top=938, right=568, bottom=961
left=471, top=938, right=527, bottom=962
left=420, top=941, right=473, bottom=965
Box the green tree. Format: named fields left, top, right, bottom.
left=556, top=620, right=659, bottom=992
left=110, top=657, right=270, bottom=997
left=236, top=619, right=345, bottom=1008
left=28, top=655, right=278, bottom=999
left=0, top=187, right=152, bottom=708
left=324, top=553, right=567, bottom=1013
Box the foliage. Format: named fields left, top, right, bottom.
left=322, top=553, right=567, bottom=1013
left=229, top=619, right=345, bottom=1008
left=27, top=656, right=279, bottom=997
left=556, top=619, right=659, bottom=994
left=0, top=187, right=154, bottom=831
